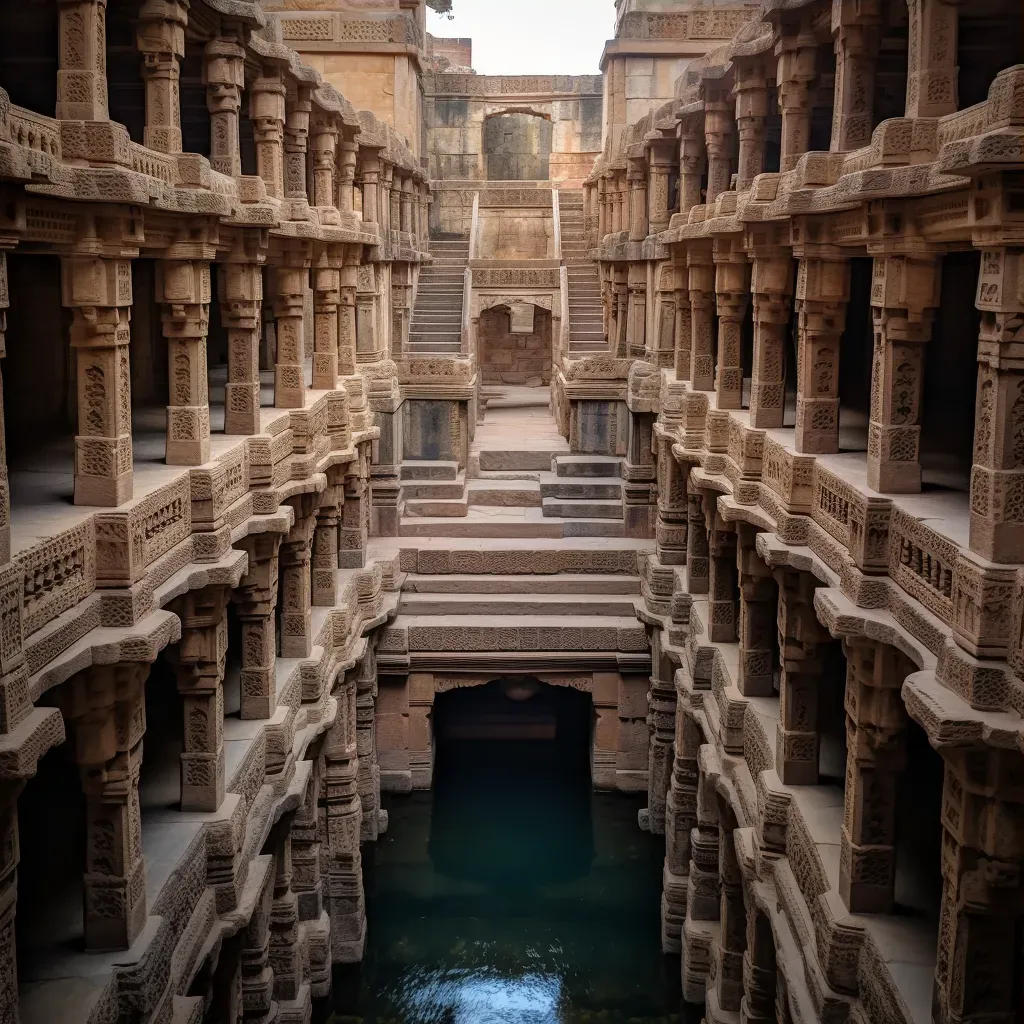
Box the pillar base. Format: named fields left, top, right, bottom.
left=224, top=383, right=262, bottom=436
left=868, top=459, right=921, bottom=494
left=75, top=469, right=133, bottom=507
left=166, top=437, right=211, bottom=467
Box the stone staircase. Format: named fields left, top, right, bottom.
left=559, top=190, right=605, bottom=356
left=408, top=238, right=469, bottom=355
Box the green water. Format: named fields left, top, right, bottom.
left=330, top=729, right=695, bottom=1024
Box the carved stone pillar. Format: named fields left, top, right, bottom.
left=220, top=258, right=263, bottom=436
left=267, top=817, right=302, bottom=1004
left=867, top=252, right=940, bottom=493
left=355, top=264, right=381, bottom=364
left=61, top=256, right=134, bottom=506
left=663, top=710, right=701, bottom=952
left=627, top=264, right=647, bottom=358
left=292, top=758, right=324, bottom=923
left=831, top=0, right=881, bottom=152
left=309, top=118, right=337, bottom=209
left=323, top=668, right=366, bottom=961
left=0, top=780, right=23, bottom=1024
left=612, top=266, right=629, bottom=358
left=312, top=467, right=342, bottom=607
left=358, top=148, right=382, bottom=231
left=906, top=0, right=959, bottom=119
left=648, top=138, right=674, bottom=235
left=0, top=252, right=10, bottom=564
left=794, top=252, right=850, bottom=455
left=174, top=587, right=228, bottom=812
left=673, top=251, right=692, bottom=380
left=839, top=639, right=910, bottom=915
left=356, top=648, right=384, bottom=843
left=157, top=259, right=211, bottom=466
left=598, top=175, right=609, bottom=239
left=742, top=908, right=778, bottom=1024
left=646, top=631, right=676, bottom=836
left=58, top=664, right=149, bottom=951
left=774, top=569, right=829, bottom=786
left=627, top=158, right=648, bottom=242
left=337, top=141, right=357, bottom=216
left=708, top=521, right=738, bottom=644
left=734, top=66, right=768, bottom=192
left=716, top=804, right=746, bottom=1013
left=933, top=749, right=1024, bottom=1024
left=387, top=168, right=399, bottom=239
left=280, top=493, right=318, bottom=659
left=971, top=247, right=1024, bottom=562
left=736, top=523, right=776, bottom=698
left=679, top=122, right=705, bottom=214
left=241, top=868, right=276, bottom=1021
left=689, top=242, right=716, bottom=391
left=776, top=22, right=817, bottom=171
left=339, top=248, right=359, bottom=376
left=714, top=247, right=750, bottom=410
left=657, top=437, right=689, bottom=566
left=689, top=756, right=721, bottom=922
left=399, top=177, right=413, bottom=236
left=271, top=259, right=309, bottom=409
left=233, top=533, right=281, bottom=720
left=284, top=86, right=311, bottom=206
left=312, top=259, right=341, bottom=391
left=749, top=247, right=794, bottom=429
left=704, top=92, right=735, bottom=203
left=250, top=68, right=286, bottom=198
left=57, top=0, right=109, bottom=121
left=686, top=490, right=710, bottom=596
left=204, top=37, right=245, bottom=177
left=136, top=0, right=187, bottom=154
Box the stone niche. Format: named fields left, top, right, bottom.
left=572, top=399, right=630, bottom=456
left=479, top=303, right=552, bottom=385
left=484, top=111, right=553, bottom=180
left=402, top=399, right=466, bottom=464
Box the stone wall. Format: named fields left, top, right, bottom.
left=484, top=112, right=553, bottom=181
left=479, top=306, right=552, bottom=385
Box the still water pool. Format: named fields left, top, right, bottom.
left=329, top=735, right=699, bottom=1024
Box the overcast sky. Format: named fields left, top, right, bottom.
left=426, top=0, right=617, bottom=76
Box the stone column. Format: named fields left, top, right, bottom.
left=742, top=908, right=778, bottom=1024
left=656, top=437, right=689, bottom=566
left=136, top=0, right=187, bottom=154
left=794, top=251, right=851, bottom=455
left=627, top=264, right=647, bottom=358
left=250, top=68, right=286, bottom=199
left=284, top=86, right=311, bottom=207
left=714, top=247, right=750, bottom=410
left=355, top=264, right=381, bottom=364
left=749, top=247, right=794, bottom=429
left=339, top=248, right=359, bottom=376
left=906, top=0, right=959, bottom=119
left=174, top=587, right=229, bottom=812
left=686, top=491, right=710, bottom=595
left=356, top=648, right=385, bottom=843
left=337, top=141, right=358, bottom=217
left=57, top=0, right=109, bottom=121
left=704, top=92, right=735, bottom=203
left=268, top=817, right=302, bottom=1004
left=831, top=0, right=881, bottom=153
left=627, top=158, right=648, bottom=242
left=689, top=757, right=721, bottom=923
left=736, top=523, right=776, bottom=698
left=232, top=533, right=281, bottom=720
left=597, top=175, right=609, bottom=239
left=61, top=256, right=134, bottom=506
left=323, top=668, right=366, bottom=961
left=271, top=257, right=309, bottom=409
left=0, top=780, right=23, bottom=1024
left=867, top=252, right=940, bottom=493
left=673, top=251, right=692, bottom=380
left=340, top=447, right=369, bottom=568
left=774, top=569, right=829, bottom=786
left=312, top=255, right=341, bottom=391
left=386, top=167, right=399, bottom=240
left=708, top=522, right=738, bottom=644
left=646, top=631, right=676, bottom=836
left=734, top=67, right=768, bottom=192
left=399, top=177, right=414, bottom=237
left=58, top=664, right=149, bottom=951
left=310, top=118, right=337, bottom=209
left=679, top=122, right=705, bottom=214
left=157, top=259, right=211, bottom=466
left=689, top=242, right=716, bottom=391
left=612, top=266, right=629, bottom=358
left=716, top=803, right=747, bottom=1013
left=220, top=259, right=263, bottom=436
left=776, top=22, right=817, bottom=171
left=241, top=869, right=276, bottom=1021
left=280, top=493, right=318, bottom=659
left=839, top=639, right=910, bottom=914
left=0, top=252, right=11, bottom=563
left=312, top=467, right=342, bottom=607
left=971, top=247, right=1024, bottom=562
left=358, top=148, right=382, bottom=231
left=663, top=710, right=701, bottom=952
left=204, top=37, right=245, bottom=177
left=648, top=138, right=674, bottom=235
left=932, top=749, right=1024, bottom=1024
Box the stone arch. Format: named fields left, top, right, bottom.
left=483, top=109, right=554, bottom=180
left=478, top=300, right=553, bottom=386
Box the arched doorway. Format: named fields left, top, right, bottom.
left=484, top=112, right=553, bottom=181
left=479, top=302, right=553, bottom=386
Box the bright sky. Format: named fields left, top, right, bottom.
left=426, top=0, right=617, bottom=76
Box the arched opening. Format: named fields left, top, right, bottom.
left=484, top=112, right=553, bottom=181
left=478, top=302, right=552, bottom=386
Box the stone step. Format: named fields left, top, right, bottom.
left=539, top=475, right=622, bottom=500
left=569, top=342, right=608, bottom=353
left=403, top=497, right=469, bottom=518
left=403, top=573, right=642, bottom=595
left=402, top=475, right=466, bottom=500
left=400, top=459, right=460, bottom=481
left=398, top=592, right=640, bottom=616
left=466, top=478, right=542, bottom=507
left=407, top=344, right=462, bottom=353
left=555, top=455, right=623, bottom=478
left=543, top=497, right=623, bottom=519
left=478, top=449, right=556, bottom=472
left=398, top=513, right=624, bottom=538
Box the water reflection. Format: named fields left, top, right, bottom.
left=330, top=683, right=695, bottom=1024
